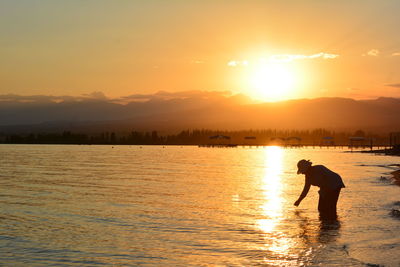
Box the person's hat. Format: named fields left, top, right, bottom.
left=297, top=159, right=311, bottom=174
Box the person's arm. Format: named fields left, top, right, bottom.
left=294, top=179, right=311, bottom=206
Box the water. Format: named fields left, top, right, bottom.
left=0, top=145, right=399, bottom=266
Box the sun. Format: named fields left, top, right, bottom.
left=249, top=62, right=296, bottom=102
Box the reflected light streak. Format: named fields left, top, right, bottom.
left=256, top=146, right=294, bottom=256
left=259, top=146, right=284, bottom=226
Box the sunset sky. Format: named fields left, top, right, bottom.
left=1, top=0, right=400, bottom=102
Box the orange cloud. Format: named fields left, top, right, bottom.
left=269, top=52, right=339, bottom=62
left=385, top=83, right=400, bottom=88
left=227, top=60, right=249, bottom=67
left=363, top=49, right=380, bottom=57
left=227, top=52, right=339, bottom=67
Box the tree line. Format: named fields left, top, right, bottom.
left=0, top=128, right=392, bottom=146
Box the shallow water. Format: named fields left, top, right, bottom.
left=0, top=145, right=399, bottom=266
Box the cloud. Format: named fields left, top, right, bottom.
left=191, top=60, right=205, bottom=64
left=392, top=52, right=400, bottom=56
left=154, top=90, right=231, bottom=98
left=82, top=91, right=108, bottom=100
left=0, top=94, right=76, bottom=103
left=363, top=49, right=380, bottom=57
left=0, top=90, right=242, bottom=106
left=227, top=52, right=339, bottom=66
left=227, top=61, right=237, bottom=67
left=347, top=87, right=361, bottom=91
left=269, top=52, right=339, bottom=62
left=385, top=83, right=400, bottom=88
left=344, top=88, right=380, bottom=99
left=0, top=91, right=109, bottom=103
left=118, top=90, right=233, bottom=103
left=227, top=60, right=249, bottom=67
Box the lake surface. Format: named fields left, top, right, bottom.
left=0, top=145, right=399, bottom=266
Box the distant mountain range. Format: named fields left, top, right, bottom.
left=0, top=91, right=399, bottom=134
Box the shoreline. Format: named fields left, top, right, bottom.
left=360, top=146, right=400, bottom=156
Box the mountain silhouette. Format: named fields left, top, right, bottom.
left=0, top=92, right=399, bottom=134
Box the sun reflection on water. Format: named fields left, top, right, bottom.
left=256, top=146, right=296, bottom=257
left=258, top=146, right=284, bottom=232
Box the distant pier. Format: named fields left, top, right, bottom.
left=198, top=144, right=238, bottom=148
left=198, top=143, right=392, bottom=150
left=197, top=134, right=394, bottom=151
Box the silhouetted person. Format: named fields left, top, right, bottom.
left=294, top=159, right=345, bottom=220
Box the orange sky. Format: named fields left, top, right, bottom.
left=1, top=1, right=400, bottom=102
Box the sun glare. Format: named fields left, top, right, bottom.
left=249, top=62, right=296, bottom=102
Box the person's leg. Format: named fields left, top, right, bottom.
left=324, top=188, right=341, bottom=219
left=319, top=189, right=341, bottom=220
left=330, top=188, right=341, bottom=216
left=318, top=190, right=328, bottom=216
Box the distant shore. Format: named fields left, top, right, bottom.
left=360, top=145, right=400, bottom=156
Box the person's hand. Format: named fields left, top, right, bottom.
left=294, top=200, right=301, bottom=206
